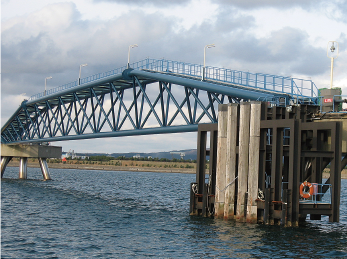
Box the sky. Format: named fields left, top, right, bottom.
left=1, top=0, right=347, bottom=154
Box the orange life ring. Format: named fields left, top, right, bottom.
left=300, top=181, right=314, bottom=199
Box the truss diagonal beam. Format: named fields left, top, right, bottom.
left=2, top=66, right=290, bottom=144
left=134, top=76, right=163, bottom=127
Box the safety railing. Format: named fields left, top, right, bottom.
left=281, top=182, right=332, bottom=204
left=298, top=183, right=332, bottom=204
left=28, top=60, right=158, bottom=101
left=318, top=95, right=347, bottom=113
left=333, top=95, right=347, bottom=112
left=28, top=58, right=319, bottom=102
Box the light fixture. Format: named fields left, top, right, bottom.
left=327, top=41, right=339, bottom=89
left=202, top=43, right=216, bottom=81
left=79, top=63, right=88, bottom=85
left=127, top=44, right=138, bottom=69
left=45, top=76, right=52, bottom=96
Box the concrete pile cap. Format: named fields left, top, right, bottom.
left=1, top=144, right=62, bottom=158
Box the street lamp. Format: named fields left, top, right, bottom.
left=202, top=43, right=215, bottom=81
left=44, top=76, right=52, bottom=96
left=79, top=63, right=88, bottom=85
left=327, top=41, right=339, bottom=89
left=127, top=44, right=138, bottom=69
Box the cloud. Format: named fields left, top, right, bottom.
left=215, top=0, right=323, bottom=10
left=1, top=1, right=339, bottom=144
left=323, top=0, right=347, bottom=23
left=92, top=0, right=192, bottom=7
left=1, top=3, right=176, bottom=97
left=215, top=0, right=347, bottom=24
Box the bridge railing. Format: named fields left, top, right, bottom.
left=140, top=59, right=319, bottom=101
left=28, top=58, right=319, bottom=102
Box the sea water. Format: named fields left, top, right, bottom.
left=2, top=167, right=347, bottom=258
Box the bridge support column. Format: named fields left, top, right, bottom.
left=19, top=157, right=28, bottom=179
left=1, top=156, right=13, bottom=178
left=39, top=158, right=51, bottom=180
left=1, top=144, right=61, bottom=179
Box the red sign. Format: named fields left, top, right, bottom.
left=324, top=98, right=333, bottom=103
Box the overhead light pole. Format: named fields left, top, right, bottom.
left=44, top=76, right=52, bottom=96
left=79, top=63, right=88, bottom=85
left=127, top=44, right=138, bottom=69
left=202, top=43, right=215, bottom=81
left=327, top=41, right=339, bottom=89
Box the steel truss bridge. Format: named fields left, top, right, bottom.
left=1, top=58, right=319, bottom=144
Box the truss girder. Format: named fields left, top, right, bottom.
left=1, top=69, right=282, bottom=144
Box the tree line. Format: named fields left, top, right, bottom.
left=63, top=155, right=196, bottom=163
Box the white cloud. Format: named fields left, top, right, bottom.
left=1, top=0, right=347, bottom=153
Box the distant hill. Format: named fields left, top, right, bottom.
left=65, top=149, right=198, bottom=160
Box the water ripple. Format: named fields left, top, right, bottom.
left=2, top=167, right=347, bottom=258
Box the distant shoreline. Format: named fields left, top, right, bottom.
left=5, top=161, right=347, bottom=179
left=6, top=161, right=197, bottom=174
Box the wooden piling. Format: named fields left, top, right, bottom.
left=215, top=104, right=228, bottom=218
left=236, top=102, right=251, bottom=221
left=192, top=103, right=343, bottom=225
left=247, top=102, right=261, bottom=223
left=224, top=104, right=238, bottom=219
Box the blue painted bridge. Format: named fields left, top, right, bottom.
left=1, top=58, right=319, bottom=144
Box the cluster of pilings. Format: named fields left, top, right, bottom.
left=190, top=102, right=344, bottom=226
left=1, top=144, right=62, bottom=180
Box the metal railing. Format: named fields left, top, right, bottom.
left=300, top=183, right=332, bottom=204
left=318, top=95, right=347, bottom=113
left=281, top=182, right=332, bottom=204
left=332, top=95, right=347, bottom=112
left=29, top=58, right=319, bottom=102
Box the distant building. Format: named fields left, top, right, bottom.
left=61, top=151, right=89, bottom=160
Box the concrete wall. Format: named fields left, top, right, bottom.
left=1, top=144, right=62, bottom=158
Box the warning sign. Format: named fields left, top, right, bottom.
left=324, top=98, right=333, bottom=103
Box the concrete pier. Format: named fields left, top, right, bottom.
left=191, top=102, right=343, bottom=225
left=1, top=144, right=61, bottom=179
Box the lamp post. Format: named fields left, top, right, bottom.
left=127, top=44, right=138, bottom=69
left=202, top=44, right=215, bottom=81
left=327, top=41, right=339, bottom=89
left=79, top=63, right=88, bottom=85
left=44, top=76, right=52, bottom=96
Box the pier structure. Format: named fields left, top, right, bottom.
left=2, top=58, right=344, bottom=226
left=190, top=102, right=345, bottom=225
left=1, top=144, right=62, bottom=180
